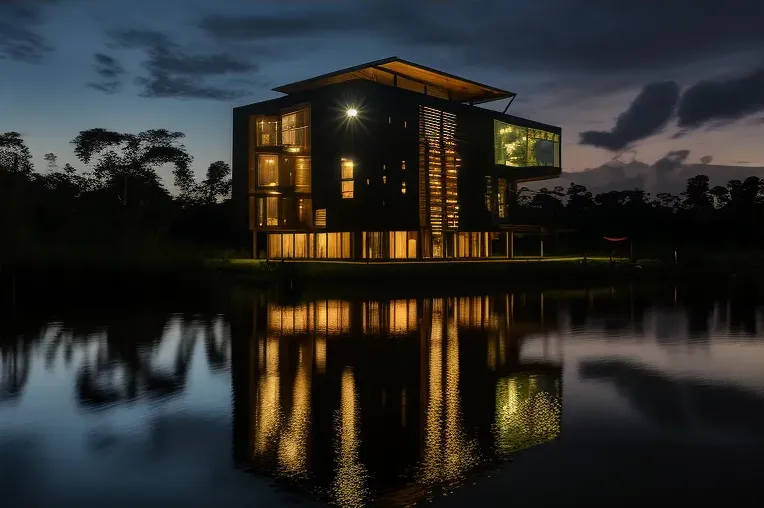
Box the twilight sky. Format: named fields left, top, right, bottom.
left=2, top=0, right=763, bottom=188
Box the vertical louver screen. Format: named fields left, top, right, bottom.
left=419, top=106, right=459, bottom=234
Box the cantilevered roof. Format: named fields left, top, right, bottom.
left=272, top=57, right=515, bottom=104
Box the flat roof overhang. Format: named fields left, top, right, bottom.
left=272, top=57, right=515, bottom=104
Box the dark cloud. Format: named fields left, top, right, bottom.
left=579, top=82, right=680, bottom=151
left=0, top=0, right=60, bottom=63
left=107, top=29, right=256, bottom=100
left=135, top=72, right=245, bottom=101
left=677, top=64, right=764, bottom=128
left=653, top=150, right=690, bottom=174
left=198, top=1, right=764, bottom=74
left=700, top=156, right=713, bottom=164
left=87, top=53, right=125, bottom=95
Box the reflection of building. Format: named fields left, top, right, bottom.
left=231, top=294, right=562, bottom=506
left=232, top=57, right=562, bottom=260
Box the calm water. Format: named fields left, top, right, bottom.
left=2, top=285, right=764, bottom=507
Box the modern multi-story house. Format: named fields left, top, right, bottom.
left=232, top=57, right=561, bottom=261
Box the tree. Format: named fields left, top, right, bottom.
left=201, top=161, right=231, bottom=204
left=682, top=175, right=712, bottom=211
left=71, top=128, right=194, bottom=206
left=0, top=132, right=34, bottom=175
left=709, top=185, right=730, bottom=209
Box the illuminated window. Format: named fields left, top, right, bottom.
left=341, top=158, right=354, bottom=198
left=388, top=116, right=392, bottom=124
left=256, top=117, right=279, bottom=146
left=485, top=176, right=493, bottom=212
left=282, top=108, right=309, bottom=148
left=298, top=197, right=312, bottom=224
left=401, top=160, right=406, bottom=171
left=389, top=231, right=417, bottom=259
left=498, top=178, right=507, bottom=218
left=401, top=181, right=406, bottom=194
left=382, top=175, right=387, bottom=184
left=404, top=120, right=407, bottom=129
left=266, top=197, right=279, bottom=226
left=494, top=120, right=560, bottom=168
left=315, top=209, right=326, bottom=228
left=257, top=154, right=278, bottom=187
left=295, top=156, right=311, bottom=192
left=257, top=198, right=265, bottom=227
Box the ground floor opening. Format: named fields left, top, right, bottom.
left=255, top=231, right=534, bottom=261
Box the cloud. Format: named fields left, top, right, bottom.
left=653, top=150, right=690, bottom=174
left=87, top=53, right=125, bottom=94
left=0, top=0, right=60, bottom=63
left=198, top=1, right=764, bottom=75
left=579, top=82, right=680, bottom=150
left=700, top=155, right=713, bottom=164
left=107, top=29, right=256, bottom=100
left=677, top=64, right=764, bottom=128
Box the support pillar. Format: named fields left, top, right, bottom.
left=540, top=238, right=544, bottom=258
left=505, top=232, right=510, bottom=259
left=509, top=231, right=514, bottom=259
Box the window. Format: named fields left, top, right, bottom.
left=341, top=158, right=354, bottom=198
left=498, top=178, right=507, bottom=218
left=298, top=197, right=312, bottom=224
left=363, top=232, right=384, bottom=259
left=257, top=198, right=265, bottom=227
left=315, top=209, right=326, bottom=227
left=401, top=160, right=406, bottom=171
left=485, top=176, right=493, bottom=212
left=401, top=182, right=407, bottom=194
left=389, top=231, right=417, bottom=259
left=256, top=117, right=279, bottom=146
left=494, top=120, right=560, bottom=168
left=382, top=175, right=387, bottom=184
left=282, top=108, right=309, bottom=149
left=266, top=197, right=279, bottom=226
left=295, top=156, right=311, bottom=192
left=257, top=154, right=279, bottom=187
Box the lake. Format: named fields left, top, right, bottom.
left=2, top=283, right=763, bottom=507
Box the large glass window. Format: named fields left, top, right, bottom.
left=256, top=117, right=279, bottom=146
left=494, top=120, right=560, bottom=168
left=258, top=154, right=279, bottom=187
left=341, top=158, right=354, bottom=198
left=282, top=108, right=309, bottom=149
left=265, top=197, right=279, bottom=226
left=295, top=157, right=311, bottom=192
left=389, top=231, right=417, bottom=259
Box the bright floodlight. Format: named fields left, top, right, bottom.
left=346, top=108, right=358, bottom=118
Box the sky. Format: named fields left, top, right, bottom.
left=2, top=0, right=763, bottom=190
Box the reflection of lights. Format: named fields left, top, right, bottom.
left=332, top=368, right=368, bottom=508
left=418, top=299, right=478, bottom=490
left=315, top=336, right=326, bottom=374
left=278, top=344, right=311, bottom=478
left=346, top=108, right=358, bottom=118
left=494, top=374, right=561, bottom=457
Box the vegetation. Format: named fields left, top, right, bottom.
left=512, top=175, right=764, bottom=260
left=0, top=129, right=240, bottom=301
left=1, top=128, right=763, bottom=299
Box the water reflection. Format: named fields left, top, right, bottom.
left=1, top=284, right=763, bottom=507
left=233, top=294, right=563, bottom=506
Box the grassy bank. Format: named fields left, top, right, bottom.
left=2, top=248, right=763, bottom=307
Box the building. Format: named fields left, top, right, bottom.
left=232, top=57, right=561, bottom=261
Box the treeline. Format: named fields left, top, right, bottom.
left=0, top=129, right=241, bottom=271
left=514, top=175, right=764, bottom=255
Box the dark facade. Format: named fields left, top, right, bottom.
left=232, top=57, right=561, bottom=260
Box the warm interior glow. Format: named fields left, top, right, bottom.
left=346, top=108, right=358, bottom=118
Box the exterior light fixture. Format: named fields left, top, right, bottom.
left=346, top=108, right=358, bottom=118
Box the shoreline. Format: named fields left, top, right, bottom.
left=2, top=254, right=762, bottom=307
